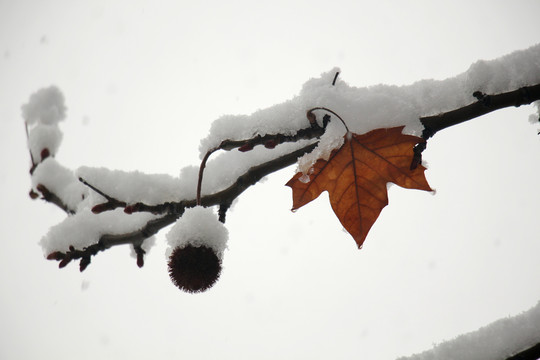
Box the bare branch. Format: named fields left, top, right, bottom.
left=34, top=83, right=540, bottom=270
left=216, top=122, right=326, bottom=151
left=46, top=142, right=318, bottom=270
left=46, top=214, right=178, bottom=271
left=78, top=177, right=128, bottom=214
left=421, top=83, right=540, bottom=139
left=506, top=342, right=540, bottom=360
left=126, top=141, right=320, bottom=216
left=411, top=83, right=540, bottom=169
left=196, top=115, right=327, bottom=204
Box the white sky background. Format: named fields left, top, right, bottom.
left=1, top=1, right=540, bottom=359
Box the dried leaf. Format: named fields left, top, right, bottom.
left=286, top=126, right=432, bottom=248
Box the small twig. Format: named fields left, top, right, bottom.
left=124, top=201, right=186, bottom=215
left=218, top=202, right=231, bottom=223
left=79, top=177, right=120, bottom=203
left=46, top=214, right=176, bottom=271
left=505, top=342, right=540, bottom=360
left=35, top=184, right=75, bottom=214
left=332, top=71, right=340, bottom=86
left=195, top=112, right=328, bottom=208
left=411, top=83, right=540, bottom=169
left=47, top=243, right=105, bottom=271
left=24, top=122, right=38, bottom=174
left=133, top=244, right=146, bottom=268
left=47, top=142, right=320, bottom=270
left=123, top=142, right=320, bottom=216
left=79, top=177, right=127, bottom=213
left=217, top=125, right=325, bottom=151
left=39, top=82, right=540, bottom=272
left=421, top=84, right=540, bottom=140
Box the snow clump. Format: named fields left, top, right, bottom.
left=23, top=85, right=66, bottom=160
left=166, top=206, right=228, bottom=260
left=22, top=85, right=66, bottom=125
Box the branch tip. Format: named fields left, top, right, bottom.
left=137, top=253, right=144, bottom=268
left=58, top=257, right=71, bottom=268
left=79, top=257, right=91, bottom=272
left=29, top=189, right=39, bottom=199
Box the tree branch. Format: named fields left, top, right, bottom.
left=506, top=342, right=540, bottom=360
left=36, top=83, right=540, bottom=270
left=124, top=141, right=320, bottom=216
left=420, top=84, right=540, bottom=139
left=410, top=83, right=540, bottom=169
left=46, top=142, right=318, bottom=270
left=196, top=113, right=327, bottom=205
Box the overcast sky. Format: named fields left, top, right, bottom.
left=1, top=1, right=540, bottom=359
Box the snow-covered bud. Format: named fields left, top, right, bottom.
left=166, top=206, right=228, bottom=293
left=27, top=124, right=63, bottom=161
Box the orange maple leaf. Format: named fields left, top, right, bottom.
left=286, top=126, right=432, bottom=248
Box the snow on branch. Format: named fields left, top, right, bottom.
left=397, top=300, right=540, bottom=360
left=25, top=43, right=540, bottom=276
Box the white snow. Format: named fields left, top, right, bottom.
left=27, top=124, right=63, bottom=161
left=31, top=158, right=87, bottom=212
left=40, top=208, right=159, bottom=255
left=199, top=43, right=540, bottom=174
left=23, top=86, right=66, bottom=164
left=30, top=43, right=540, bottom=264
left=26, top=44, right=540, bottom=325
left=22, top=86, right=66, bottom=125
left=398, top=300, right=540, bottom=360
left=165, top=206, right=228, bottom=260
left=76, top=166, right=183, bottom=206
left=76, top=140, right=313, bottom=206
left=529, top=101, right=540, bottom=124
left=130, top=236, right=156, bottom=259
left=18, top=39, right=540, bottom=360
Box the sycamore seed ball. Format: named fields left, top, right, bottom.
left=168, top=244, right=222, bottom=293
left=165, top=206, right=229, bottom=293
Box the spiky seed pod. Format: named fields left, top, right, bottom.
left=168, top=244, right=221, bottom=293
left=165, top=206, right=229, bottom=293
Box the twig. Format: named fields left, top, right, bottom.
left=411, top=83, right=540, bottom=169
left=78, top=177, right=127, bottom=213
left=47, top=214, right=178, bottom=271
left=35, top=184, right=76, bottom=215
left=332, top=71, right=340, bottom=86
left=46, top=142, right=318, bottom=270
left=36, top=82, right=540, bottom=270
left=196, top=111, right=327, bottom=213
left=506, top=342, right=540, bottom=360
left=421, top=84, right=540, bottom=139
left=124, top=142, right=320, bottom=216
